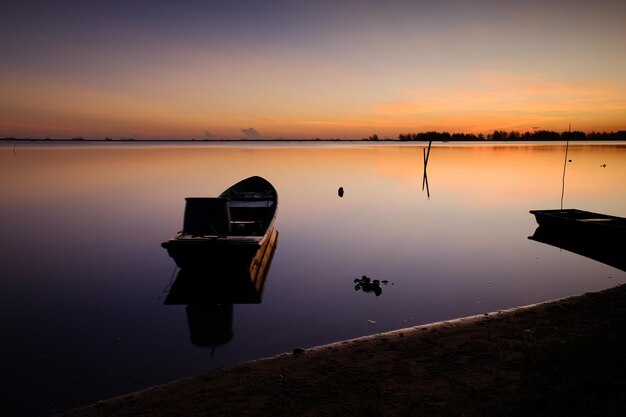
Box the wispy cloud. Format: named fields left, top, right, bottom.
left=375, top=72, right=626, bottom=116
left=374, top=100, right=442, bottom=115
left=459, top=72, right=626, bottom=112
left=367, top=71, right=626, bottom=132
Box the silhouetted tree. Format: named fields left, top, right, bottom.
left=507, top=130, right=521, bottom=141
left=489, top=130, right=508, bottom=141
left=562, top=130, right=586, bottom=141
left=533, top=130, right=561, bottom=141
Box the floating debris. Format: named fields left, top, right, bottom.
left=353, top=275, right=390, bottom=296
left=367, top=320, right=376, bottom=324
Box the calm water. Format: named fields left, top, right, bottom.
left=1, top=142, right=625, bottom=415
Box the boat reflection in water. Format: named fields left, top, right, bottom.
left=528, top=226, right=625, bottom=272
left=165, top=227, right=279, bottom=352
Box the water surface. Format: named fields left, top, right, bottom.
left=1, top=142, right=625, bottom=415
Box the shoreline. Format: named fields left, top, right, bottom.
left=3, top=138, right=626, bottom=144
left=59, top=284, right=626, bottom=416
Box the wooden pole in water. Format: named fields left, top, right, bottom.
left=422, top=140, right=432, bottom=197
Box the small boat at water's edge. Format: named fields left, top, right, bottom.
left=529, top=209, right=626, bottom=238
left=162, top=176, right=278, bottom=268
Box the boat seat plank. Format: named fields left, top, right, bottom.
left=229, top=200, right=273, bottom=208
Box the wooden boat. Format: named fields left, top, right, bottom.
left=162, top=176, right=278, bottom=269
left=529, top=209, right=626, bottom=238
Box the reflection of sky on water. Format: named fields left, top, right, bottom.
left=1, top=142, right=625, bottom=415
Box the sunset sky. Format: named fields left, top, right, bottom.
left=2, top=0, right=625, bottom=139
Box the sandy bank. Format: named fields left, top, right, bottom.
left=59, top=284, right=626, bottom=417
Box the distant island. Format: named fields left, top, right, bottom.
left=397, top=130, right=626, bottom=142
left=2, top=129, right=626, bottom=142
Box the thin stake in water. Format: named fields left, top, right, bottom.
left=422, top=140, right=432, bottom=198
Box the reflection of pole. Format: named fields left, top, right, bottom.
left=422, top=148, right=426, bottom=189
left=560, top=128, right=570, bottom=210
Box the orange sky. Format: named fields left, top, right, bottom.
left=2, top=1, right=625, bottom=139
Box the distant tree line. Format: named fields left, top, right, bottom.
left=398, top=130, right=626, bottom=141
left=3, top=130, right=626, bottom=142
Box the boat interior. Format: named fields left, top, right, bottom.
left=183, top=197, right=274, bottom=237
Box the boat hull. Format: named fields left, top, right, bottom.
left=530, top=209, right=626, bottom=239
left=162, top=227, right=275, bottom=269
